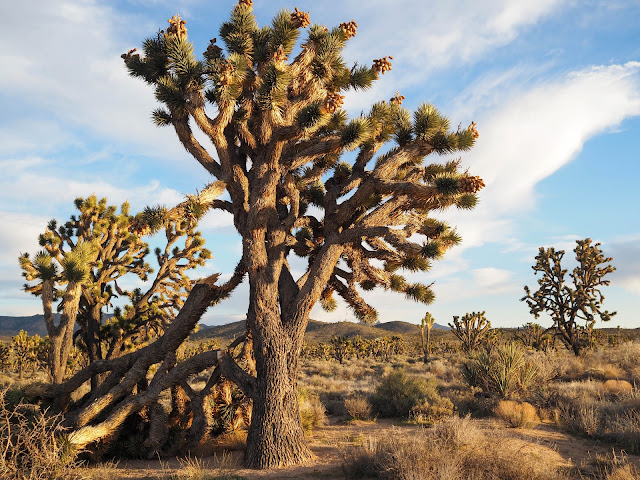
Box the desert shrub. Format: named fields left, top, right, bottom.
left=541, top=379, right=640, bottom=453
left=345, top=394, right=373, bottom=421
left=157, top=454, right=246, bottom=480
left=605, top=465, right=640, bottom=480
left=431, top=415, right=483, bottom=448
left=342, top=415, right=567, bottom=480
left=590, top=451, right=640, bottom=480
left=558, top=402, right=602, bottom=436
left=494, top=400, right=539, bottom=428
left=425, top=357, right=464, bottom=384
left=0, top=389, right=78, bottom=479
left=582, top=368, right=608, bottom=381
left=552, top=379, right=605, bottom=402
left=298, top=388, right=326, bottom=432
left=605, top=410, right=640, bottom=454
left=603, top=379, right=633, bottom=396
left=410, top=396, right=454, bottom=425
left=370, top=369, right=449, bottom=418
left=528, top=351, right=560, bottom=384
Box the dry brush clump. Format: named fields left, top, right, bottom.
left=494, top=400, right=540, bottom=428
left=298, top=387, right=327, bottom=433
left=534, top=376, right=640, bottom=453
left=344, top=393, right=374, bottom=421
left=0, top=389, right=78, bottom=480
left=342, top=415, right=568, bottom=480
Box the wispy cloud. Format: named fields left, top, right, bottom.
left=338, top=0, right=569, bottom=111
left=607, top=234, right=640, bottom=296
left=0, top=0, right=185, bottom=159
left=440, top=62, right=640, bottom=252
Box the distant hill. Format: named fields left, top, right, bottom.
left=191, top=319, right=446, bottom=344
left=0, top=314, right=449, bottom=343
left=375, top=320, right=449, bottom=334
left=0, top=315, right=49, bottom=337
left=0, top=313, right=113, bottom=339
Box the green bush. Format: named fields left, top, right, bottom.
left=370, top=369, right=450, bottom=419
left=298, top=387, right=326, bottom=432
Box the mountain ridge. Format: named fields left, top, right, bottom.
left=0, top=315, right=448, bottom=342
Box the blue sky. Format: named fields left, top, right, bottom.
left=1, top=0, right=639, bottom=328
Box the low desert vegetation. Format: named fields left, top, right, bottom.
left=0, top=389, right=77, bottom=480
left=4, top=321, right=640, bottom=478
left=0, top=189, right=640, bottom=480
left=494, top=400, right=540, bottom=428
left=342, top=415, right=567, bottom=480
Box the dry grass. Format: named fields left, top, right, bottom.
left=604, top=379, right=634, bottom=395
left=589, top=451, right=640, bottom=480
left=298, top=388, right=327, bottom=433
left=0, top=389, right=79, bottom=479
left=78, top=460, right=120, bottom=480
left=494, top=400, right=540, bottom=428
left=344, top=394, right=374, bottom=421
left=342, top=415, right=568, bottom=479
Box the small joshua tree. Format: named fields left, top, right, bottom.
left=20, top=194, right=211, bottom=384
left=419, top=312, right=435, bottom=362
left=449, top=311, right=491, bottom=353
left=11, top=330, right=42, bottom=380
left=516, top=322, right=552, bottom=351
left=0, top=341, right=10, bottom=372
left=522, top=238, right=616, bottom=356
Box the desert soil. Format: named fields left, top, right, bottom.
left=78, top=419, right=640, bottom=479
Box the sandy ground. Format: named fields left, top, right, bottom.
left=77, top=419, right=640, bottom=479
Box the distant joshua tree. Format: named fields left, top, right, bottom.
left=522, top=238, right=616, bottom=356
left=449, top=311, right=491, bottom=353
left=420, top=312, right=435, bottom=361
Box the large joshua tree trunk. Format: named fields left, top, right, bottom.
left=245, top=327, right=311, bottom=467
left=42, top=279, right=83, bottom=384
left=244, top=293, right=313, bottom=467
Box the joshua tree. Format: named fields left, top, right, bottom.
left=449, top=311, right=491, bottom=353
left=0, top=341, right=10, bottom=372
left=19, top=241, right=93, bottom=383
left=19, top=194, right=211, bottom=384
left=419, top=312, right=435, bottom=361
left=117, top=3, right=483, bottom=467
left=11, top=330, right=42, bottom=380
left=32, top=3, right=482, bottom=468
left=522, top=238, right=616, bottom=356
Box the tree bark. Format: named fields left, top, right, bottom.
left=49, top=282, right=82, bottom=383
left=242, top=271, right=313, bottom=468
left=244, top=333, right=312, bottom=468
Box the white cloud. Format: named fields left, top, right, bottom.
left=339, top=0, right=568, bottom=111
left=440, top=62, right=640, bottom=257
left=341, top=0, right=566, bottom=71
left=606, top=234, right=640, bottom=296
left=1, top=169, right=183, bottom=215
left=470, top=62, right=640, bottom=209
left=0, top=0, right=186, bottom=160
left=471, top=267, right=514, bottom=289
left=0, top=212, right=49, bottom=272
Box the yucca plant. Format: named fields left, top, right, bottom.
left=463, top=343, right=538, bottom=398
